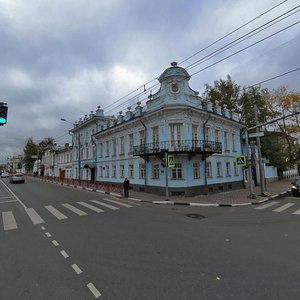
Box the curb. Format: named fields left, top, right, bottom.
left=27, top=177, right=291, bottom=207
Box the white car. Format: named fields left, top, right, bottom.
left=1, top=172, right=9, bottom=178
left=9, top=173, right=25, bottom=184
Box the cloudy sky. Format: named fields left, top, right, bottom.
left=0, top=0, right=299, bottom=163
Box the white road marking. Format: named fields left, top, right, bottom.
left=255, top=201, right=279, bottom=210
left=0, top=196, right=14, bottom=199
left=72, top=264, right=83, bottom=274
left=87, top=282, right=102, bottom=298
left=90, top=200, right=119, bottom=210
left=2, top=211, right=18, bottom=231
left=273, top=203, right=295, bottom=212
left=77, top=202, right=104, bottom=213
left=0, top=180, right=27, bottom=209
left=293, top=209, right=300, bottom=215
left=45, top=232, right=51, bottom=237
left=45, top=205, right=68, bottom=220
left=0, top=199, right=18, bottom=204
left=103, top=198, right=132, bottom=208
left=41, top=226, right=46, bottom=230
left=61, top=203, right=87, bottom=216
left=25, top=208, right=45, bottom=224
left=60, top=250, right=69, bottom=258
left=52, top=240, right=59, bottom=246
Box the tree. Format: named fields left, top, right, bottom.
left=38, top=137, right=55, bottom=158
left=23, top=138, right=38, bottom=172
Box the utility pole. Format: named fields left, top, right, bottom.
left=165, top=151, right=169, bottom=200
left=254, top=105, right=267, bottom=196
left=244, top=130, right=256, bottom=198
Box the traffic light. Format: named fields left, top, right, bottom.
left=0, top=105, right=8, bottom=126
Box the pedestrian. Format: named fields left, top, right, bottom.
left=123, top=177, right=130, bottom=198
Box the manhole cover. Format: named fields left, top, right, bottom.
left=186, top=213, right=205, bottom=220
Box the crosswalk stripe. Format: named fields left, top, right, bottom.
left=45, top=205, right=68, bottom=220
left=103, top=198, right=132, bottom=208
left=61, top=203, right=87, bottom=216
left=2, top=211, right=18, bottom=231
left=77, top=202, right=104, bottom=213
left=90, top=200, right=119, bottom=210
left=255, top=201, right=279, bottom=210
left=25, top=208, right=45, bottom=224
left=273, top=203, right=295, bottom=212
left=292, top=209, right=300, bottom=215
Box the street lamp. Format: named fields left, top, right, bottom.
left=61, top=118, right=81, bottom=183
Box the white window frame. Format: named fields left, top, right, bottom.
left=217, top=161, right=222, bottom=177
left=171, top=163, right=183, bottom=180
left=193, top=162, right=200, bottom=179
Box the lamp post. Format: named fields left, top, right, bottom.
left=61, top=118, right=81, bottom=183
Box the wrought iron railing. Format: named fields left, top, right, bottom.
left=133, top=140, right=222, bottom=155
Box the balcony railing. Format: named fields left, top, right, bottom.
left=133, top=140, right=222, bottom=156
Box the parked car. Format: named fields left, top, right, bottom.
left=1, top=171, right=10, bottom=178
left=291, top=177, right=300, bottom=197
left=9, top=173, right=25, bottom=184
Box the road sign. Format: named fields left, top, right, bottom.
left=235, top=155, right=247, bottom=166
left=167, top=155, right=175, bottom=168
left=242, top=132, right=265, bottom=139
left=31, top=155, right=38, bottom=159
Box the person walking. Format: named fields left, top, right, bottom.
left=123, top=177, right=130, bottom=198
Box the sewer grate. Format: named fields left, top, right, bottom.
left=186, top=213, right=205, bottom=220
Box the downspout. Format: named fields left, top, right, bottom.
left=140, top=120, right=147, bottom=187
left=203, top=114, right=211, bottom=188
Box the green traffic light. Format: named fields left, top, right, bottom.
left=0, top=117, right=6, bottom=124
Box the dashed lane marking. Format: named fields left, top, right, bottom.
left=87, top=282, right=102, bottom=298
left=71, top=264, right=83, bottom=274
left=60, top=250, right=69, bottom=258
left=292, top=209, right=300, bottom=215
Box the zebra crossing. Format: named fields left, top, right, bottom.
left=1, top=197, right=132, bottom=232
left=254, top=198, right=300, bottom=215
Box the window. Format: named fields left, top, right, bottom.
left=99, top=166, right=103, bottom=177
left=112, top=165, right=116, bottom=178
left=129, top=134, right=134, bottom=154
left=226, top=162, right=231, bottom=176
left=170, top=124, right=182, bottom=149
left=171, top=163, right=183, bottom=179
left=92, top=145, right=96, bottom=158
left=234, top=162, right=239, bottom=176
left=139, top=163, right=145, bottom=179
left=99, top=143, right=103, bottom=158
left=206, top=161, right=212, bottom=177
left=192, top=125, right=198, bottom=148
left=105, top=165, right=109, bottom=178
left=152, top=163, right=160, bottom=179
left=224, top=132, right=229, bottom=151
left=139, top=130, right=145, bottom=146
left=120, top=137, right=124, bottom=155
left=106, top=141, right=109, bottom=157
left=205, top=127, right=210, bottom=141
left=232, top=133, right=237, bottom=151
left=193, top=162, right=200, bottom=179
left=129, top=163, right=134, bottom=178
left=112, top=139, right=116, bottom=156
left=215, top=129, right=220, bottom=142
left=152, top=126, right=159, bottom=149
left=217, top=161, right=222, bottom=177
left=120, top=164, right=124, bottom=178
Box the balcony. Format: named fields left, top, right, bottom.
left=133, top=140, right=222, bottom=161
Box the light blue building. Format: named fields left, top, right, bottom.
left=91, top=62, right=244, bottom=196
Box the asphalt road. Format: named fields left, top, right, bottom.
left=1, top=177, right=300, bottom=300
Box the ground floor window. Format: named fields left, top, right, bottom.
left=171, top=163, right=183, bottom=179
left=129, top=163, right=134, bottom=178
left=152, top=163, right=160, bottom=179
left=193, top=162, right=200, bottom=179
left=206, top=161, right=212, bottom=177
left=139, top=163, right=145, bottom=179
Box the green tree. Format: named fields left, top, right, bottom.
left=23, top=138, right=38, bottom=172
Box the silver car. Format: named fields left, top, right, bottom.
left=9, top=173, right=25, bottom=184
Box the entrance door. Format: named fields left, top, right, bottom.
left=91, top=168, right=95, bottom=181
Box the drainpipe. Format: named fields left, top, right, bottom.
left=203, top=114, right=211, bottom=188
left=140, top=120, right=147, bottom=187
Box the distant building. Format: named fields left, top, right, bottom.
left=89, top=62, right=244, bottom=196
left=54, top=143, right=73, bottom=179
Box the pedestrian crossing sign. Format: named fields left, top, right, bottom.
left=235, top=156, right=246, bottom=166
left=167, top=155, right=175, bottom=168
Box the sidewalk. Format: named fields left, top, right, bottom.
left=127, top=178, right=294, bottom=207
